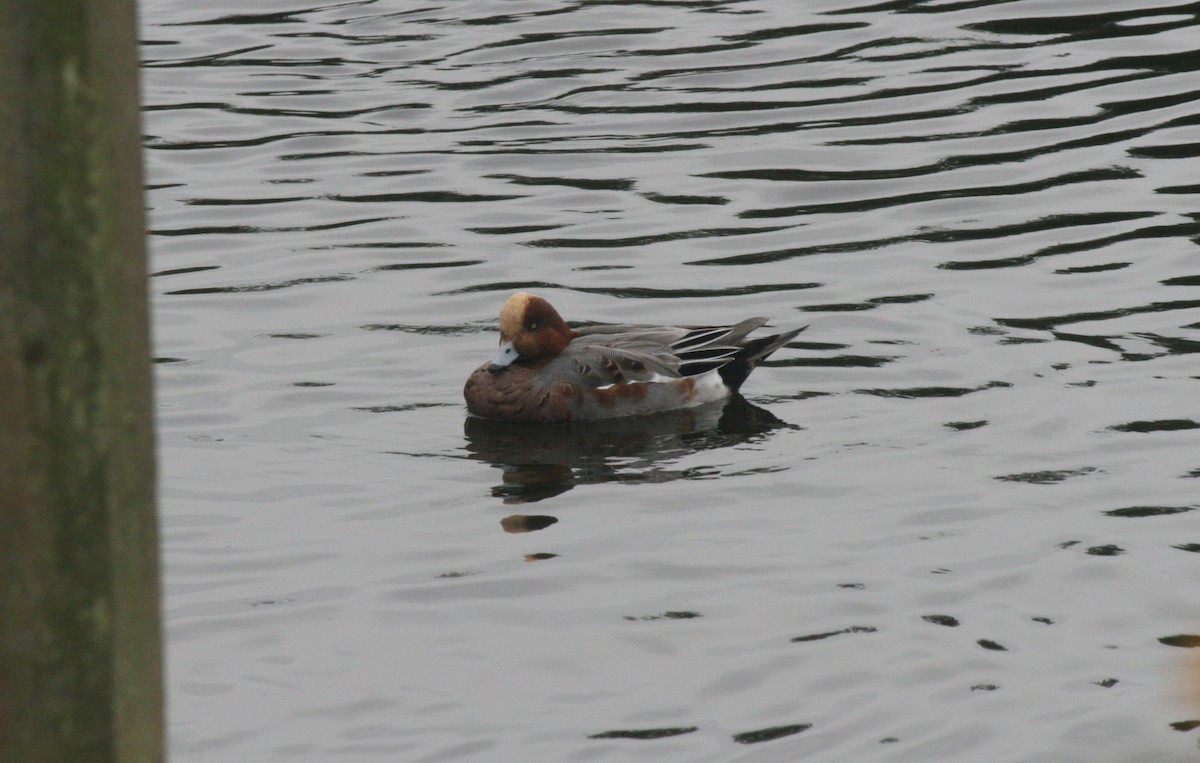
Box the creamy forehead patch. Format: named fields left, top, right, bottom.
left=499, top=292, right=536, bottom=334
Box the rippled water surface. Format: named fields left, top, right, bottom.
left=142, top=1, right=1200, bottom=760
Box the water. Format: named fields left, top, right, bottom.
left=142, top=1, right=1200, bottom=760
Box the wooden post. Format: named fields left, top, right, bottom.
left=0, top=0, right=165, bottom=761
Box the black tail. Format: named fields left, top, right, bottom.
left=718, top=326, right=807, bottom=391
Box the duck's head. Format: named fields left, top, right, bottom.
left=488, top=292, right=575, bottom=373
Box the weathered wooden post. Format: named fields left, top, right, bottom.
left=0, top=0, right=165, bottom=761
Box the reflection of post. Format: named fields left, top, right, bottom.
left=0, top=1, right=164, bottom=761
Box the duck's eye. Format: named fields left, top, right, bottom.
left=526, top=320, right=539, bottom=331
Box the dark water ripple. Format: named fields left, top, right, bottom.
left=145, top=1, right=1200, bottom=761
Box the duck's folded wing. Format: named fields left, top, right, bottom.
left=563, top=342, right=686, bottom=387
left=567, top=319, right=769, bottom=386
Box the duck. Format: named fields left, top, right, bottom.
left=464, top=292, right=804, bottom=422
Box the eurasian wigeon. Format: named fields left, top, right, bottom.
left=464, top=292, right=805, bottom=422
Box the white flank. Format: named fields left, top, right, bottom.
left=686, top=371, right=730, bottom=407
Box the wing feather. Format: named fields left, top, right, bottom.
left=559, top=317, right=788, bottom=387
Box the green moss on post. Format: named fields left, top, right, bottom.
left=0, top=1, right=164, bottom=761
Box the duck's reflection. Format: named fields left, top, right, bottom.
left=463, top=395, right=795, bottom=504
